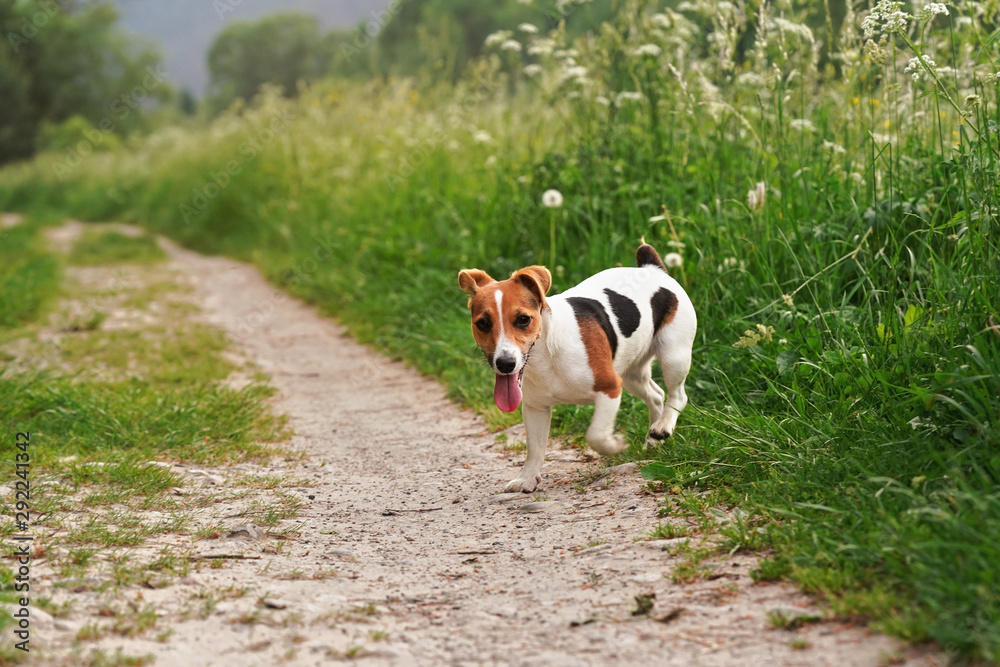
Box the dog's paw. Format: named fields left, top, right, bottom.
left=646, top=428, right=672, bottom=445
left=588, top=434, right=628, bottom=457
left=504, top=475, right=541, bottom=493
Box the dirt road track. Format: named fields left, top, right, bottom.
left=40, top=229, right=941, bottom=666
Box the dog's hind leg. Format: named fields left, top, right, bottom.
left=586, top=392, right=628, bottom=456
left=622, top=363, right=665, bottom=433
left=505, top=404, right=551, bottom=493
left=647, top=344, right=692, bottom=442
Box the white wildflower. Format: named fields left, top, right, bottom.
left=473, top=130, right=493, bottom=144
left=528, top=39, right=555, bottom=57
left=651, top=13, right=671, bottom=29
left=904, top=55, right=936, bottom=81
left=523, top=64, right=543, bottom=77
left=594, top=95, right=610, bottom=106
left=917, top=3, right=948, bottom=20
left=664, top=252, right=683, bottom=268
left=561, top=65, right=589, bottom=85
left=822, top=139, right=847, bottom=154
left=500, top=39, right=522, bottom=53
left=789, top=118, right=816, bottom=132
left=542, top=189, right=563, bottom=208
left=747, top=181, right=766, bottom=210
left=616, top=91, right=643, bottom=103
left=485, top=155, right=497, bottom=167
left=485, top=30, right=513, bottom=48
left=667, top=240, right=685, bottom=249
left=634, top=43, right=663, bottom=57
left=736, top=72, right=766, bottom=88
left=861, top=0, right=912, bottom=38
left=782, top=294, right=794, bottom=307
left=518, top=23, right=539, bottom=34
left=648, top=214, right=666, bottom=222
left=723, top=257, right=739, bottom=269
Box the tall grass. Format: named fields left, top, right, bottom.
left=1, top=0, right=998, bottom=659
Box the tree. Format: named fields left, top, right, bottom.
left=207, top=12, right=325, bottom=112
left=0, top=0, right=169, bottom=164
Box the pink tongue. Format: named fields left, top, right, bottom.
left=493, top=373, right=522, bottom=412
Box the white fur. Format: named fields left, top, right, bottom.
left=504, top=265, right=696, bottom=493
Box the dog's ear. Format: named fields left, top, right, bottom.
left=513, top=266, right=552, bottom=307
left=458, top=269, right=495, bottom=296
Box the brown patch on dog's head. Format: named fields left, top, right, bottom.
left=458, top=269, right=494, bottom=301
left=512, top=265, right=551, bottom=311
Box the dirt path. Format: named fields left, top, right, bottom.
left=33, top=226, right=940, bottom=666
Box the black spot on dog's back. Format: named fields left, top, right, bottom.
left=568, top=296, right=618, bottom=356
left=650, top=288, right=678, bottom=331
left=603, top=288, right=641, bottom=338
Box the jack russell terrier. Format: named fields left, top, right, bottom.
left=458, top=243, right=697, bottom=492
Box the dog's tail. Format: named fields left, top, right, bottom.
left=636, top=241, right=666, bottom=271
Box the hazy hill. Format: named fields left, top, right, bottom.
left=111, top=0, right=393, bottom=95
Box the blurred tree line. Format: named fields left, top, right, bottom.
left=205, top=1, right=619, bottom=111
left=0, top=0, right=172, bottom=165
left=1, top=0, right=841, bottom=164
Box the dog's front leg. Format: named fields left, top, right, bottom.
left=504, top=404, right=551, bottom=493
left=586, top=392, right=628, bottom=456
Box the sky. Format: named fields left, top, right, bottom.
left=111, top=0, right=393, bottom=95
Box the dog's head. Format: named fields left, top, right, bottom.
left=457, top=265, right=551, bottom=412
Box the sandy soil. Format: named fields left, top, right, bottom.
left=27, top=223, right=943, bottom=666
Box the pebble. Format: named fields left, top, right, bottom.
left=225, top=524, right=265, bottom=542
left=187, top=469, right=224, bottom=485
left=518, top=501, right=562, bottom=513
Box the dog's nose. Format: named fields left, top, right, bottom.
left=495, top=356, right=516, bottom=374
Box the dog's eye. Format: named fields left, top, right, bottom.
left=514, top=314, right=532, bottom=329
left=475, top=319, right=491, bottom=333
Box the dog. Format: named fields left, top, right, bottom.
left=458, top=243, right=697, bottom=492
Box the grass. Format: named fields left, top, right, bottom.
left=0, top=219, right=294, bottom=657
left=1, top=2, right=999, bottom=661
left=69, top=229, right=167, bottom=265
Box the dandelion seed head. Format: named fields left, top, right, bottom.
left=664, top=252, right=683, bottom=268
left=542, top=189, right=564, bottom=208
